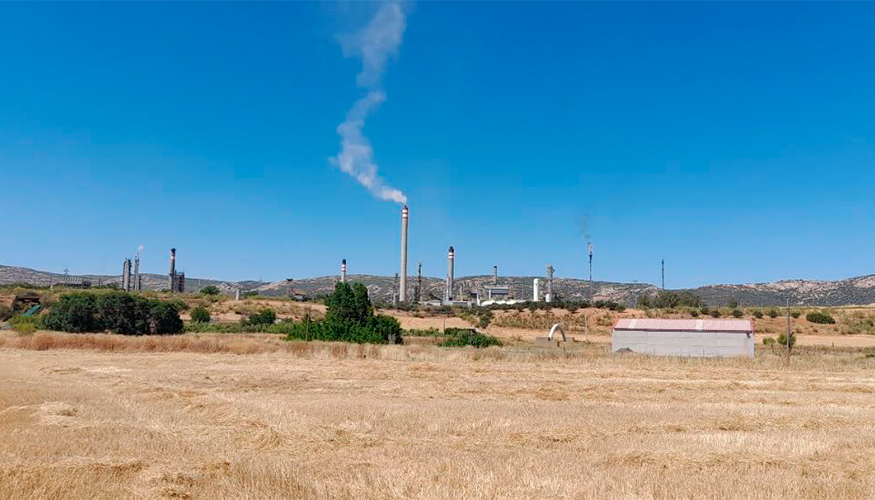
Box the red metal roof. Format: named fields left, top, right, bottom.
left=613, top=318, right=754, bottom=333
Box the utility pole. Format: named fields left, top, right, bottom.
left=786, top=298, right=792, bottom=361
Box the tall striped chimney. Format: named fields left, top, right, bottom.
left=399, top=205, right=409, bottom=303
left=341, top=259, right=347, bottom=283
left=169, top=248, right=177, bottom=292
left=445, top=246, right=455, bottom=302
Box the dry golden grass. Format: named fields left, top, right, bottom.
left=2, top=333, right=875, bottom=499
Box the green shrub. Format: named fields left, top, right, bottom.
left=168, top=298, right=189, bottom=312
left=806, top=312, right=835, bottom=324
left=200, top=285, right=220, bottom=295
left=768, top=309, right=779, bottom=319
left=42, top=291, right=183, bottom=335
left=777, top=332, right=796, bottom=347
left=149, top=302, right=184, bottom=334
left=9, top=314, right=42, bottom=334
left=709, top=309, right=722, bottom=318
left=190, top=306, right=211, bottom=323
left=731, top=309, right=743, bottom=318
left=690, top=309, right=699, bottom=318
left=43, top=293, right=99, bottom=333
left=281, top=283, right=403, bottom=344
left=791, top=311, right=801, bottom=319
left=405, top=328, right=440, bottom=337
left=0, top=304, right=12, bottom=322
left=752, top=310, right=764, bottom=319
left=439, top=328, right=502, bottom=348
left=762, top=337, right=776, bottom=346
left=243, top=308, right=276, bottom=326
left=641, top=291, right=704, bottom=309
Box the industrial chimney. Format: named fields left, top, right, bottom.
left=445, top=246, right=455, bottom=302
left=122, top=259, right=131, bottom=292
left=546, top=265, right=554, bottom=303
left=493, top=266, right=498, bottom=285
left=399, top=205, right=409, bottom=303
left=168, top=248, right=177, bottom=292
left=133, top=255, right=140, bottom=292
left=341, top=259, right=347, bottom=283
left=533, top=278, right=540, bottom=302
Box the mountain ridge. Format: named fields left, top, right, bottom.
left=3, top=264, right=874, bottom=307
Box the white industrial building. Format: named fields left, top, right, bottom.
left=612, top=318, right=754, bottom=358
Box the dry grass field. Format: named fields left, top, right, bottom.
left=2, top=332, right=875, bottom=499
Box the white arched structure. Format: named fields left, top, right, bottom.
left=548, top=323, right=566, bottom=342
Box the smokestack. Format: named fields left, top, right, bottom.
left=399, top=205, right=408, bottom=303
left=533, top=278, right=540, bottom=302
left=445, top=246, right=455, bottom=302
left=122, top=259, right=131, bottom=292
left=133, top=256, right=140, bottom=292
left=493, top=266, right=498, bottom=285
left=546, top=265, right=554, bottom=303
left=169, top=248, right=176, bottom=292
left=341, top=259, right=347, bottom=283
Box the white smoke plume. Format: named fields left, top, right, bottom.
left=330, top=2, right=407, bottom=204
left=136, top=245, right=145, bottom=255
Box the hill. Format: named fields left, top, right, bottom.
left=2, top=264, right=873, bottom=307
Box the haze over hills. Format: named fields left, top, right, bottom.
left=3, top=264, right=875, bottom=307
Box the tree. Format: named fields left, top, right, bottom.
left=43, top=293, right=99, bottom=333
left=200, top=285, right=220, bottom=295
left=150, top=302, right=184, bottom=334
left=191, top=306, right=211, bottom=323
left=42, top=292, right=183, bottom=335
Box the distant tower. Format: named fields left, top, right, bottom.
left=399, top=205, right=409, bottom=303
left=661, top=259, right=665, bottom=290
left=122, top=259, right=132, bottom=292
left=533, top=278, right=540, bottom=302
left=393, top=273, right=399, bottom=306
left=133, top=255, right=141, bottom=292
left=416, top=262, right=422, bottom=303
left=445, top=246, right=455, bottom=302
left=493, top=266, right=498, bottom=285
left=340, top=259, right=347, bottom=283
left=546, top=265, right=554, bottom=303
left=168, top=248, right=177, bottom=292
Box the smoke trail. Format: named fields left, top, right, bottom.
left=577, top=215, right=592, bottom=244
left=330, top=2, right=407, bottom=204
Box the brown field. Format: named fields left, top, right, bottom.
left=2, top=332, right=875, bottom=499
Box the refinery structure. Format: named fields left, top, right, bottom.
left=102, top=204, right=601, bottom=303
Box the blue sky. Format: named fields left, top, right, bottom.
left=1, top=2, right=873, bottom=288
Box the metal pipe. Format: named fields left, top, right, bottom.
left=399, top=205, right=408, bottom=303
